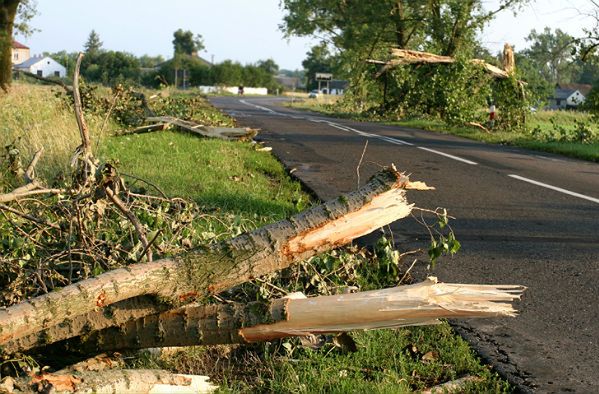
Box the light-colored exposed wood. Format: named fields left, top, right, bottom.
left=10, top=370, right=217, bottom=394
left=369, top=48, right=514, bottom=79
left=240, top=277, right=525, bottom=342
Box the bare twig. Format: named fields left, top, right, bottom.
left=466, top=121, right=491, bottom=134
left=0, top=181, right=62, bottom=203
left=24, top=147, right=44, bottom=182
left=73, top=53, right=91, bottom=155
left=105, top=187, right=152, bottom=263
left=122, top=172, right=168, bottom=198
left=0, top=203, right=60, bottom=229
left=356, top=139, right=369, bottom=189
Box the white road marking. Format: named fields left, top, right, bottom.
left=239, top=99, right=476, bottom=165
left=418, top=147, right=478, bottom=165
left=508, top=174, right=599, bottom=204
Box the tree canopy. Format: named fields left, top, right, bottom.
left=84, top=29, right=103, bottom=54
left=172, top=29, right=204, bottom=56
left=281, top=0, right=530, bottom=57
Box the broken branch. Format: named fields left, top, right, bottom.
left=0, top=167, right=419, bottom=348
left=58, top=277, right=524, bottom=353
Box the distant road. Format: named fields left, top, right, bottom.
left=211, top=96, right=599, bottom=393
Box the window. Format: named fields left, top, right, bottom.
left=37, top=70, right=43, bottom=77
left=54, top=71, right=60, bottom=77
left=13, top=53, right=18, bottom=61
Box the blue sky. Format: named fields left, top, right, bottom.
left=18, top=0, right=597, bottom=70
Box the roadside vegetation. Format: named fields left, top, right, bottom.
left=0, top=83, right=511, bottom=392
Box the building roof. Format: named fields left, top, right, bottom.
left=14, top=56, right=64, bottom=69
left=556, top=83, right=592, bottom=97
left=12, top=40, right=29, bottom=49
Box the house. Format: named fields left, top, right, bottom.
left=548, top=83, right=592, bottom=109
left=11, top=40, right=30, bottom=65
left=14, top=55, right=67, bottom=78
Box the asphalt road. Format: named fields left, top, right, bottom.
left=211, top=96, right=599, bottom=393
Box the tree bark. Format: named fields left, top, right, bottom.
left=58, top=277, right=524, bottom=354
left=145, top=116, right=258, bottom=141
left=0, top=0, right=20, bottom=92
left=0, top=167, right=423, bottom=351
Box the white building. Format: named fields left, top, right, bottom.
left=14, top=56, right=67, bottom=78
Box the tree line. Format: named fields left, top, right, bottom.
left=38, top=29, right=283, bottom=92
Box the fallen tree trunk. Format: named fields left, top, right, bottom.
left=145, top=116, right=258, bottom=140
left=369, top=48, right=513, bottom=79
left=0, top=166, right=425, bottom=350
left=5, top=369, right=216, bottom=394
left=47, top=278, right=524, bottom=355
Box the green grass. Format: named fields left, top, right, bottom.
left=100, top=132, right=307, bottom=219
left=287, top=99, right=599, bottom=162
left=151, top=325, right=509, bottom=393
left=0, top=83, right=117, bottom=183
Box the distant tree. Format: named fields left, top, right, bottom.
left=0, top=0, right=36, bottom=91
left=257, top=58, right=279, bottom=75
left=82, top=51, right=141, bottom=86
left=577, top=0, right=599, bottom=60
left=84, top=30, right=103, bottom=54
left=138, top=54, right=165, bottom=68
left=172, top=29, right=204, bottom=56
left=521, top=28, right=577, bottom=85
left=210, top=60, right=244, bottom=85
left=302, top=43, right=338, bottom=90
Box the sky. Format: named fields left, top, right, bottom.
left=16, top=0, right=598, bottom=70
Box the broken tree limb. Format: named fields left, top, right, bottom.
left=58, top=277, right=524, bottom=354
left=8, top=369, right=217, bottom=394
left=0, top=166, right=421, bottom=349
left=368, top=48, right=513, bottom=79
left=240, top=277, right=525, bottom=342
left=0, top=180, right=63, bottom=203
left=117, top=123, right=169, bottom=135
left=145, top=116, right=258, bottom=140
left=2, top=296, right=169, bottom=354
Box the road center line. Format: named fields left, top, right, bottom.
left=239, top=99, right=477, bottom=165
left=508, top=175, right=599, bottom=204
left=417, top=147, right=478, bottom=165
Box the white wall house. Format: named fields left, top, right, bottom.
left=548, top=83, right=592, bottom=110
left=14, top=56, right=67, bottom=78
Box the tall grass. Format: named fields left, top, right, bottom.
left=0, top=83, right=117, bottom=183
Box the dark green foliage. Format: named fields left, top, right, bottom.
left=172, top=29, right=204, bottom=56
left=83, top=30, right=102, bottom=55
left=81, top=51, right=141, bottom=86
